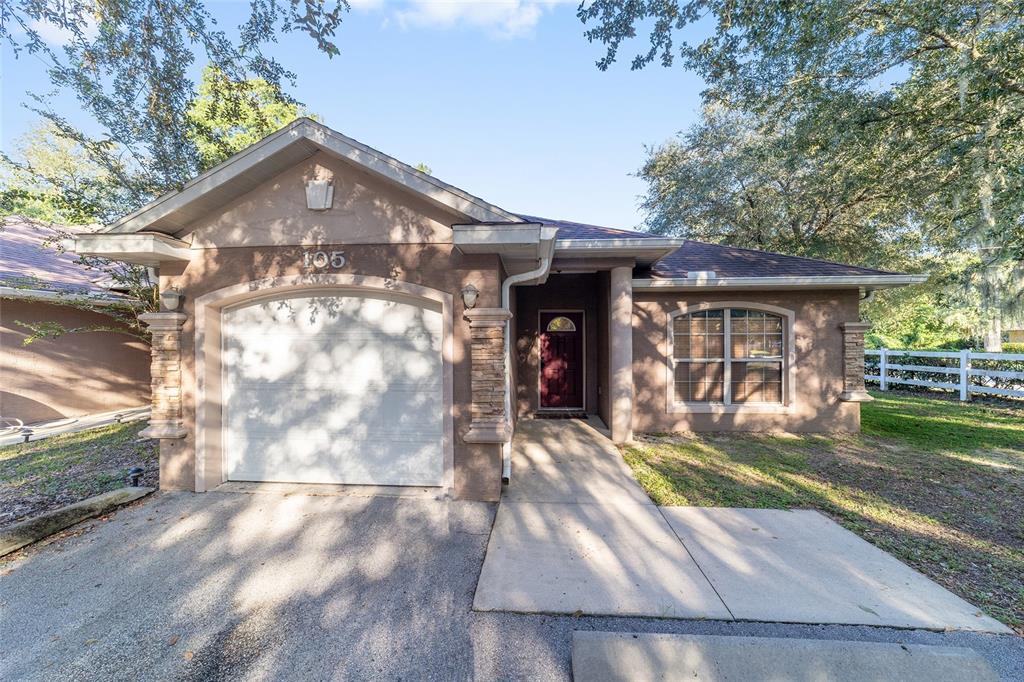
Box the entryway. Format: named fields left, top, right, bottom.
left=539, top=311, right=584, bottom=410
left=473, top=418, right=1008, bottom=632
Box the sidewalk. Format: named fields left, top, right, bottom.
left=473, top=417, right=1008, bottom=633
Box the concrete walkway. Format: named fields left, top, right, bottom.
left=473, top=418, right=1009, bottom=633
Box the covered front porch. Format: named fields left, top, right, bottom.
left=509, top=269, right=633, bottom=442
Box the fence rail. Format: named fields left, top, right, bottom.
left=865, top=348, right=1024, bottom=400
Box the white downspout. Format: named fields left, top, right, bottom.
left=499, top=231, right=556, bottom=483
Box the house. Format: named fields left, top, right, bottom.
left=73, top=119, right=924, bottom=500
left=0, top=218, right=151, bottom=425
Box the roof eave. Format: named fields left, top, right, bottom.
left=554, top=238, right=683, bottom=265
left=104, top=118, right=522, bottom=235
left=633, top=274, right=928, bottom=291
left=73, top=232, right=193, bottom=267
left=0, top=285, right=139, bottom=307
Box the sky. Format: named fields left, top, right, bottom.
left=0, top=1, right=707, bottom=229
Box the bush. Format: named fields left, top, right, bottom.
left=1005, top=343, right=1024, bottom=354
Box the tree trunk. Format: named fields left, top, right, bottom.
left=984, top=314, right=1002, bottom=352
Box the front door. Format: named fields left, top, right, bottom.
left=540, top=311, right=584, bottom=409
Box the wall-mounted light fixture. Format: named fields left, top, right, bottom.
left=461, top=283, right=480, bottom=310
left=159, top=287, right=184, bottom=311
left=305, top=179, right=334, bottom=210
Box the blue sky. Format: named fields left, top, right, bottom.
left=1, top=1, right=706, bottom=229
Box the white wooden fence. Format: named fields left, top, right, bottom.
left=865, top=348, right=1024, bottom=400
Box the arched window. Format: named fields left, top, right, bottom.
left=546, top=316, right=577, bottom=332
left=671, top=308, right=784, bottom=404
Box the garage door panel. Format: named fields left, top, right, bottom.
left=222, top=292, right=445, bottom=487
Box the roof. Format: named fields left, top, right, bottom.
left=516, top=214, right=660, bottom=241
left=0, top=218, right=127, bottom=300
left=105, top=118, right=523, bottom=235
left=645, top=240, right=899, bottom=278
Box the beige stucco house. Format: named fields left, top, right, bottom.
left=74, top=119, right=924, bottom=501
left=1, top=218, right=150, bottom=425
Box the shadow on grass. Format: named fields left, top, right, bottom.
left=625, top=417, right=1024, bottom=633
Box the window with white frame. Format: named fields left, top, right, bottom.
left=671, top=308, right=785, bottom=404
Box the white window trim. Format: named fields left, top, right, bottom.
left=666, top=301, right=796, bottom=414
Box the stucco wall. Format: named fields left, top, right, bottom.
left=160, top=243, right=503, bottom=500
left=632, top=289, right=861, bottom=432
left=513, top=274, right=600, bottom=416
left=0, top=299, right=150, bottom=424
left=158, top=151, right=505, bottom=501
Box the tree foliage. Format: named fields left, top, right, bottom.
left=187, top=66, right=312, bottom=170
left=1, top=0, right=347, bottom=211
left=583, top=0, right=1024, bottom=348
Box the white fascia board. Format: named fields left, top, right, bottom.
left=453, top=223, right=543, bottom=253
left=554, top=237, right=683, bottom=265
left=73, top=233, right=193, bottom=267
left=104, top=119, right=521, bottom=234
left=632, top=274, right=928, bottom=290
left=0, top=286, right=135, bottom=307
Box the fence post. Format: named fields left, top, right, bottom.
left=959, top=349, right=971, bottom=401
left=879, top=348, right=888, bottom=391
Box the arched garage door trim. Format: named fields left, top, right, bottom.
left=194, top=273, right=454, bottom=494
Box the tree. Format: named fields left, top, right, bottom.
left=1, top=0, right=347, bottom=212
left=187, top=66, right=313, bottom=170
left=582, top=0, right=1024, bottom=349
left=0, top=122, right=128, bottom=224
left=639, top=103, right=921, bottom=269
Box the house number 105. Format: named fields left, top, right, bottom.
left=303, top=250, right=346, bottom=269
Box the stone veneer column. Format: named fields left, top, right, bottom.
left=839, top=321, right=873, bottom=402
left=139, top=312, right=189, bottom=439
left=609, top=266, right=634, bottom=443
left=463, top=308, right=513, bottom=444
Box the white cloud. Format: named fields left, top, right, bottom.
left=386, top=1, right=573, bottom=39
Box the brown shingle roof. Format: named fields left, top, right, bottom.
left=647, top=240, right=898, bottom=278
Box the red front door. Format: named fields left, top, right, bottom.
left=540, top=312, right=584, bottom=409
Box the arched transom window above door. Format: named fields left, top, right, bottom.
left=546, top=315, right=577, bottom=333
left=670, top=307, right=788, bottom=405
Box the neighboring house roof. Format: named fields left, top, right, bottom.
left=0, top=218, right=129, bottom=303
left=646, top=240, right=899, bottom=279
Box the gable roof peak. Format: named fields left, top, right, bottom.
left=104, top=119, right=523, bottom=235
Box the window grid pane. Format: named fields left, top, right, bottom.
left=675, top=308, right=785, bottom=405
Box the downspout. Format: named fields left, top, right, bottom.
left=499, top=230, right=556, bottom=483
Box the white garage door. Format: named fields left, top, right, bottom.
left=221, top=291, right=444, bottom=486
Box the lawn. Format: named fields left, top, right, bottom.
left=623, top=390, right=1024, bottom=633
left=0, top=421, right=158, bottom=529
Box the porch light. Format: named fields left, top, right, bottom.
left=461, top=283, right=480, bottom=309
left=159, top=287, right=184, bottom=311
left=305, top=179, right=334, bottom=210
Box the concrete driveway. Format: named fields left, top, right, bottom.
left=1, top=488, right=1022, bottom=681
left=474, top=418, right=1009, bottom=632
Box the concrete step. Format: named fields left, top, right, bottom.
left=572, top=632, right=999, bottom=682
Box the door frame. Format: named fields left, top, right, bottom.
left=193, top=273, right=454, bottom=494
left=537, top=308, right=586, bottom=411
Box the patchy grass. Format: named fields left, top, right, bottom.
left=624, top=390, right=1024, bottom=633
left=0, top=421, right=158, bottom=528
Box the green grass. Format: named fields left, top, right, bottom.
left=623, top=390, right=1024, bottom=633
left=0, top=421, right=157, bottom=527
